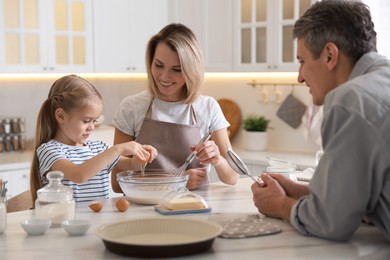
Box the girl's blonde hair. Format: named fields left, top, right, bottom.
left=145, top=23, right=205, bottom=104
left=30, top=75, right=102, bottom=203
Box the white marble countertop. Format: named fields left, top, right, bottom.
left=1, top=177, right=389, bottom=259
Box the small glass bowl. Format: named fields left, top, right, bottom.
left=265, top=166, right=297, bottom=181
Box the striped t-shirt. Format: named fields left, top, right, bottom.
left=37, top=139, right=119, bottom=202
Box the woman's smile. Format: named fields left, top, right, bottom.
left=159, top=80, right=175, bottom=87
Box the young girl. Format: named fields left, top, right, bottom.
left=30, top=75, right=157, bottom=203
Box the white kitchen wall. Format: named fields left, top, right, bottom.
left=365, top=0, right=390, bottom=58
left=202, top=75, right=319, bottom=153
left=0, top=73, right=320, bottom=154
left=0, top=75, right=144, bottom=144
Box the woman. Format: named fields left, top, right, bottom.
left=112, top=23, right=239, bottom=192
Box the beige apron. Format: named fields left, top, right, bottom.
left=136, top=100, right=203, bottom=170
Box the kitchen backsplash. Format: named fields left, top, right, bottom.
left=0, top=73, right=320, bottom=153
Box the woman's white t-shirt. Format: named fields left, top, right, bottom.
left=113, top=90, right=230, bottom=139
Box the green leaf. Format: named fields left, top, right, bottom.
left=243, top=113, right=271, bottom=132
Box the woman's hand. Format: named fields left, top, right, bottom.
left=185, top=168, right=207, bottom=190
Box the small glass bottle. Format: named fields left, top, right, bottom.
left=19, top=135, right=26, bottom=151
left=0, top=180, right=7, bottom=234
left=3, top=119, right=11, bottom=135
left=12, top=135, right=19, bottom=151
left=0, top=136, right=4, bottom=153
left=35, top=171, right=75, bottom=227
left=0, top=120, right=4, bottom=135
left=18, top=117, right=25, bottom=133
left=11, top=118, right=20, bottom=134
left=4, top=136, right=12, bottom=152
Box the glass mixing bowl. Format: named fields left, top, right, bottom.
left=117, top=170, right=187, bottom=205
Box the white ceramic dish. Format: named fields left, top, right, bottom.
left=21, top=218, right=51, bottom=236
left=95, top=217, right=223, bottom=258
left=62, top=219, right=91, bottom=236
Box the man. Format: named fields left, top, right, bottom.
left=251, top=0, right=390, bottom=241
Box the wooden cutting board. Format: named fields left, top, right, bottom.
left=217, top=98, right=241, bottom=140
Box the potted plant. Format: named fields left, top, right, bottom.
left=242, top=114, right=271, bottom=151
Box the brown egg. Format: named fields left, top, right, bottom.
left=115, top=198, right=130, bottom=212
left=89, top=201, right=103, bottom=212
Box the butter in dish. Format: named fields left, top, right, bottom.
left=155, top=187, right=211, bottom=215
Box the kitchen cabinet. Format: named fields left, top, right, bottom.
left=234, top=0, right=315, bottom=72
left=169, top=0, right=315, bottom=72
left=93, top=0, right=168, bottom=73
left=168, top=0, right=234, bottom=72
left=0, top=167, right=30, bottom=199
left=0, top=0, right=93, bottom=73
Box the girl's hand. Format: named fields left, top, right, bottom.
left=185, top=168, right=207, bottom=190
left=119, top=142, right=157, bottom=163
left=194, top=140, right=221, bottom=166
left=141, top=144, right=157, bottom=163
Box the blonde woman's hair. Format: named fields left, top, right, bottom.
left=145, top=23, right=205, bottom=104
left=30, top=75, right=102, bottom=203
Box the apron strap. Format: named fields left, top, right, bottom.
left=144, top=98, right=154, bottom=119
left=190, top=105, right=197, bottom=125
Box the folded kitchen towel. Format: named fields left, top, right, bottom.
left=276, top=93, right=307, bottom=129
